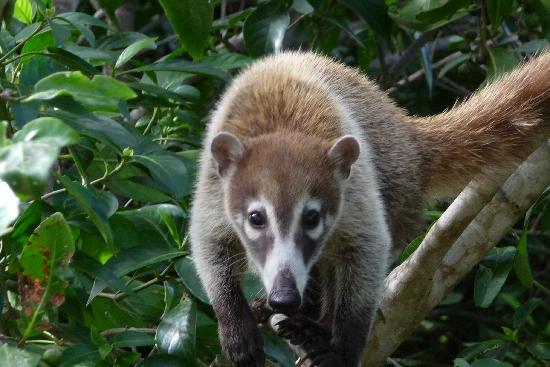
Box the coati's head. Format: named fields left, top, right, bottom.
left=211, top=131, right=360, bottom=313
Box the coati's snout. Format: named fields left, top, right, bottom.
left=268, top=269, right=301, bottom=313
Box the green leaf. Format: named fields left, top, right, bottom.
left=487, top=47, right=518, bottom=80
left=106, top=178, right=171, bottom=203
left=122, top=60, right=231, bottom=82
left=110, top=331, right=156, bottom=348
left=25, top=71, right=136, bottom=112
left=136, top=354, right=183, bottom=367
left=339, top=0, right=391, bottom=35
left=400, top=234, right=424, bottom=262
left=438, top=53, right=470, bottom=78
left=132, top=152, right=189, bottom=200
left=89, top=246, right=185, bottom=302
left=13, top=117, right=79, bottom=146
left=19, top=212, right=74, bottom=280
left=474, top=247, right=516, bottom=308
left=57, top=11, right=111, bottom=29
left=13, top=0, right=32, bottom=24
left=486, top=0, right=514, bottom=30
left=0, top=344, right=41, bottom=367
left=0, top=140, right=59, bottom=197
left=199, top=52, right=254, bottom=70
left=243, top=2, right=290, bottom=57
left=19, top=213, right=75, bottom=339
left=514, top=232, right=533, bottom=288
left=129, top=82, right=191, bottom=105
left=21, top=30, right=54, bottom=55
left=454, top=358, right=471, bottom=367
left=0, top=180, right=20, bottom=233
left=390, top=0, right=470, bottom=31
left=163, top=279, right=185, bottom=315
left=110, top=204, right=186, bottom=249
left=58, top=175, right=118, bottom=245
left=59, top=343, right=101, bottom=367
left=55, top=16, right=96, bottom=47
left=45, top=47, right=99, bottom=77
left=513, top=297, right=542, bottom=329
left=55, top=11, right=111, bottom=47
left=159, top=0, right=213, bottom=60
left=470, top=359, right=513, bottom=367
left=458, top=339, right=506, bottom=361
left=175, top=257, right=209, bottom=304
left=115, top=37, right=157, bottom=69
left=263, top=329, right=297, bottom=367
left=156, top=298, right=197, bottom=363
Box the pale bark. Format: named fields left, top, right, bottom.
left=268, top=140, right=550, bottom=366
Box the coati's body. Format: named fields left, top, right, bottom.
left=190, top=51, right=550, bottom=367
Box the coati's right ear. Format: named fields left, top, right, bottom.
left=211, top=132, right=245, bottom=177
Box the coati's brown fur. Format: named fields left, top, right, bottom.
left=190, top=50, right=550, bottom=367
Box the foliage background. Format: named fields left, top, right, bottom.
left=0, top=0, right=549, bottom=366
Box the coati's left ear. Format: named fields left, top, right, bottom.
left=211, top=132, right=245, bottom=177
left=327, top=135, right=360, bottom=179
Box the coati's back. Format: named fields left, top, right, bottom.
left=208, top=52, right=426, bottom=246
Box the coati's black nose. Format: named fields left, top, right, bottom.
left=268, top=270, right=301, bottom=313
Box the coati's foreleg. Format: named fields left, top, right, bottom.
left=190, top=190, right=264, bottom=366
left=329, top=260, right=379, bottom=367
left=193, top=236, right=264, bottom=366
left=318, top=233, right=385, bottom=367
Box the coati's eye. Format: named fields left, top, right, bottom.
left=248, top=211, right=265, bottom=227
left=303, top=209, right=320, bottom=228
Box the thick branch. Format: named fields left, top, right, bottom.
left=363, top=140, right=550, bottom=365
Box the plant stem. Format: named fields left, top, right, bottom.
left=142, top=108, right=159, bottom=136
left=533, top=280, right=550, bottom=297
left=41, top=158, right=126, bottom=200
left=98, top=263, right=174, bottom=301
left=0, top=23, right=45, bottom=66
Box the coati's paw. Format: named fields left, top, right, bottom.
left=274, top=314, right=332, bottom=353
left=219, top=317, right=265, bottom=367
left=250, top=297, right=273, bottom=323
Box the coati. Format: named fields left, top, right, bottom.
left=189, top=50, right=550, bottom=367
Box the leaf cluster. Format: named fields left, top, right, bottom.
left=0, top=0, right=548, bottom=367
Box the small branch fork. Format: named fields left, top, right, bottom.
left=268, top=140, right=550, bottom=366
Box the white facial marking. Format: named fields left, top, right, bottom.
left=304, top=199, right=324, bottom=241
left=261, top=197, right=309, bottom=296
left=243, top=200, right=263, bottom=241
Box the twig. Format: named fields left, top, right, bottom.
left=0, top=22, right=45, bottom=65
left=40, top=157, right=126, bottom=200
left=437, top=76, right=472, bottom=96
left=97, top=263, right=173, bottom=301
left=387, top=51, right=463, bottom=93
left=375, top=40, right=389, bottom=89
left=143, top=108, right=159, bottom=136
left=533, top=280, right=550, bottom=297
left=387, top=30, right=437, bottom=83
